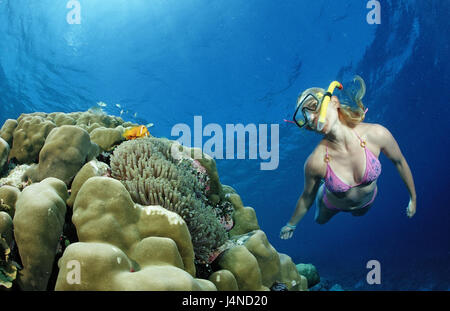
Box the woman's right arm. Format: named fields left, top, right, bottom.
left=280, top=156, right=322, bottom=239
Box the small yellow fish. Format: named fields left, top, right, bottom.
left=123, top=125, right=149, bottom=140
left=115, top=104, right=121, bottom=108
left=97, top=101, right=107, bottom=107
left=133, top=112, right=138, bottom=118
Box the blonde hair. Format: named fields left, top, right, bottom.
left=296, top=75, right=367, bottom=129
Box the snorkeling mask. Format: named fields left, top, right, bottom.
left=292, top=81, right=343, bottom=130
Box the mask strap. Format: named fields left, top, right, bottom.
left=283, top=119, right=296, bottom=124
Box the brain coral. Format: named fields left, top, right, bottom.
left=110, top=137, right=228, bottom=265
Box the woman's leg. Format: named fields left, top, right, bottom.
left=350, top=205, right=372, bottom=216
left=314, top=184, right=340, bottom=224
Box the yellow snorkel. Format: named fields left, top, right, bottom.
left=316, top=81, right=343, bottom=131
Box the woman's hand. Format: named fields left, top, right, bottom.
left=280, top=224, right=296, bottom=240
left=406, top=198, right=416, bottom=218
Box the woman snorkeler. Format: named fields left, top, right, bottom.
left=280, top=76, right=417, bottom=240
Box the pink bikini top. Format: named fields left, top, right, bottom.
left=324, top=130, right=382, bottom=193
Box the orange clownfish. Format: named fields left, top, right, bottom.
left=123, top=125, right=150, bottom=140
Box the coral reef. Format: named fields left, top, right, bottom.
left=56, top=176, right=216, bottom=290
left=278, top=253, right=308, bottom=291
left=0, top=211, right=19, bottom=289
left=5, top=110, right=135, bottom=165
left=270, top=281, right=289, bottom=291
left=109, top=137, right=228, bottom=264
left=71, top=176, right=196, bottom=276
left=13, top=178, right=68, bottom=290
left=66, top=159, right=110, bottom=207
left=0, top=138, right=9, bottom=173
left=0, top=212, right=13, bottom=247
left=56, top=241, right=215, bottom=291
left=26, top=125, right=99, bottom=185
left=238, top=230, right=281, bottom=287
left=0, top=185, right=20, bottom=218
left=0, top=164, right=31, bottom=190
left=89, top=127, right=125, bottom=152
left=296, top=263, right=320, bottom=288
left=217, top=245, right=268, bottom=291
left=0, top=119, right=18, bottom=146
left=208, top=269, right=239, bottom=291
left=8, top=114, right=56, bottom=164
left=215, top=230, right=307, bottom=291
left=0, top=111, right=312, bottom=291
left=172, top=142, right=224, bottom=204
left=227, top=193, right=260, bottom=236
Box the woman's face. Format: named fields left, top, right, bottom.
left=306, top=96, right=340, bottom=134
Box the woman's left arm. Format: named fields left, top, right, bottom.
left=371, top=124, right=417, bottom=217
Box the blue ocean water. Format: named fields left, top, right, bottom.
left=0, top=0, right=448, bottom=290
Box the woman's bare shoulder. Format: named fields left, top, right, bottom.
left=357, top=122, right=392, bottom=145
left=304, top=142, right=327, bottom=177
